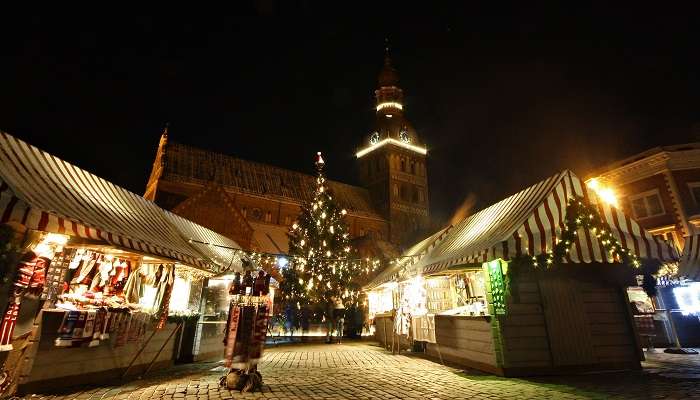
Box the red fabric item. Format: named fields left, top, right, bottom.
left=0, top=252, right=42, bottom=351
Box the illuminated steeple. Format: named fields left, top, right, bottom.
left=356, top=50, right=430, bottom=245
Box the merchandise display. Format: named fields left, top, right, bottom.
left=221, top=270, right=272, bottom=393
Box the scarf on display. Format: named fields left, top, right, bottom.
left=223, top=304, right=241, bottom=368
left=249, top=303, right=270, bottom=365
left=155, top=267, right=175, bottom=330
left=55, top=310, right=80, bottom=347
left=230, top=305, right=255, bottom=369
left=0, top=252, right=48, bottom=352
left=114, top=312, right=131, bottom=347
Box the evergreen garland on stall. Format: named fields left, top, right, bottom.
left=506, top=197, right=660, bottom=298
left=280, top=153, right=370, bottom=319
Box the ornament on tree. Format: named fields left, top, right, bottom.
left=280, top=152, right=369, bottom=316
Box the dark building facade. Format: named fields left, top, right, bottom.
left=144, top=56, right=428, bottom=256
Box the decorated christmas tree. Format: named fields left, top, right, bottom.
left=280, top=152, right=367, bottom=319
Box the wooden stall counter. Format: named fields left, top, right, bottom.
left=18, top=310, right=179, bottom=394
left=425, top=314, right=500, bottom=374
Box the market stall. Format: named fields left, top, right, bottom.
left=367, top=170, right=678, bottom=376
left=365, top=228, right=450, bottom=351
left=0, top=131, right=248, bottom=393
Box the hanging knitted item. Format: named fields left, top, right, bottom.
left=223, top=304, right=241, bottom=368
left=83, top=310, right=96, bottom=346
left=231, top=305, right=255, bottom=369
left=72, top=254, right=97, bottom=286
left=155, top=267, right=175, bottom=330
left=55, top=310, right=80, bottom=347
left=99, top=310, right=111, bottom=339
left=249, top=303, right=270, bottom=365
left=71, top=311, right=88, bottom=346
left=0, top=252, right=39, bottom=351
left=0, top=293, right=21, bottom=351
left=115, top=313, right=130, bottom=347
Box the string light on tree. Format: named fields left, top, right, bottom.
left=280, top=152, right=372, bottom=313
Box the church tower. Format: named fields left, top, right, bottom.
left=357, top=53, right=430, bottom=245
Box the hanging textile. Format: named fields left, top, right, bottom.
left=0, top=252, right=49, bottom=351
left=249, top=302, right=270, bottom=365
left=155, top=267, right=175, bottom=330
left=223, top=304, right=241, bottom=368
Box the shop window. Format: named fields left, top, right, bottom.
left=251, top=208, right=263, bottom=221
left=689, top=182, right=700, bottom=205
left=629, top=190, right=665, bottom=219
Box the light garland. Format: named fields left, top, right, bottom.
left=507, top=196, right=660, bottom=297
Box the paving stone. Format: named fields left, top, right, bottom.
left=18, top=342, right=700, bottom=399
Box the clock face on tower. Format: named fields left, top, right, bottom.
left=370, top=132, right=380, bottom=145
left=399, top=128, right=410, bottom=143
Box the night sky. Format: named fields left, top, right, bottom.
left=1, top=5, right=698, bottom=227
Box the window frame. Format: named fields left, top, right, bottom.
left=628, top=189, right=665, bottom=220
left=688, top=182, right=700, bottom=205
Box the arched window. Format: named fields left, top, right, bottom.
left=241, top=207, right=247, bottom=217
left=393, top=184, right=399, bottom=197
left=412, top=186, right=419, bottom=202
left=410, top=160, right=416, bottom=175
left=265, top=211, right=272, bottom=223
left=400, top=158, right=406, bottom=172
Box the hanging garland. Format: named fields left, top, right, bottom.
left=506, top=196, right=660, bottom=298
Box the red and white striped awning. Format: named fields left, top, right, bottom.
left=418, top=170, right=678, bottom=274
left=678, top=234, right=700, bottom=281
left=0, top=131, right=242, bottom=272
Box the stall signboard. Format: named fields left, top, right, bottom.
left=486, top=259, right=506, bottom=315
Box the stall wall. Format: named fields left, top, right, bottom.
left=18, top=311, right=180, bottom=393
left=494, top=276, right=641, bottom=375
left=373, top=313, right=410, bottom=350
left=425, top=315, right=497, bottom=372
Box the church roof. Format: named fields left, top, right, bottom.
left=160, top=141, right=385, bottom=220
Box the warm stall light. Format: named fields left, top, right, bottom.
left=376, top=102, right=403, bottom=111
left=404, top=275, right=427, bottom=316
left=33, top=233, right=70, bottom=257
left=169, top=277, right=191, bottom=312
left=356, top=138, right=427, bottom=158
left=139, top=286, right=158, bottom=310
left=45, top=233, right=69, bottom=245
left=586, top=178, right=618, bottom=207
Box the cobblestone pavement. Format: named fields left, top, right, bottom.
left=21, top=342, right=700, bottom=400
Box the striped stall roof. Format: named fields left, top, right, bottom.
left=364, top=226, right=451, bottom=290
left=0, top=131, right=241, bottom=272
left=416, top=170, right=678, bottom=275
left=678, top=234, right=700, bottom=281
